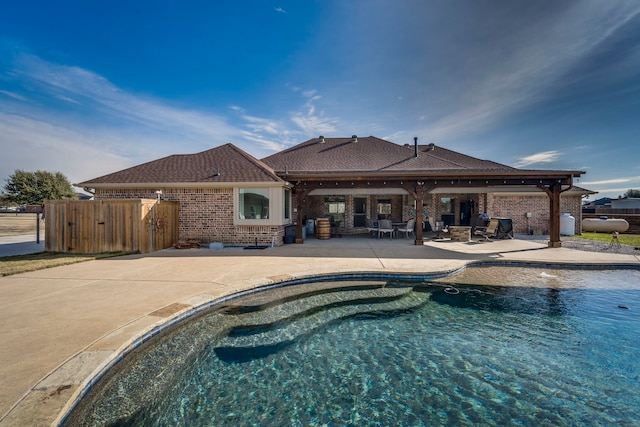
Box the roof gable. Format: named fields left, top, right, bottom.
left=77, top=143, right=284, bottom=186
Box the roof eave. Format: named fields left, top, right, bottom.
left=278, top=170, right=586, bottom=181
left=76, top=181, right=290, bottom=189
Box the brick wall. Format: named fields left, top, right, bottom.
left=488, top=194, right=583, bottom=235
left=302, top=194, right=405, bottom=235
left=95, top=188, right=285, bottom=246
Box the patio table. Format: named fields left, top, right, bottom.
left=391, top=222, right=406, bottom=238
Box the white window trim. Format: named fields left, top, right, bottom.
left=234, top=186, right=292, bottom=226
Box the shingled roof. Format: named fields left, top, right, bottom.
left=77, top=143, right=284, bottom=187
left=261, top=136, right=516, bottom=174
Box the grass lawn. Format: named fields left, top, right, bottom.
left=0, top=213, right=43, bottom=236
left=576, top=232, right=640, bottom=247
left=0, top=252, right=134, bottom=276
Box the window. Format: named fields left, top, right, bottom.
left=441, top=197, right=455, bottom=213
left=377, top=198, right=392, bottom=218
left=284, top=188, right=291, bottom=220
left=239, top=188, right=269, bottom=219
left=324, top=197, right=345, bottom=227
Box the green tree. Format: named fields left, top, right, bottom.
left=2, top=170, right=78, bottom=205
left=623, top=189, right=640, bottom=198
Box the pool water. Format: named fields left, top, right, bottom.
left=65, top=268, right=640, bottom=426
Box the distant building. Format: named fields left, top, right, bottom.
left=611, top=198, right=640, bottom=209
left=582, top=197, right=611, bottom=211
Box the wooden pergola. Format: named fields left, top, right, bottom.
left=287, top=170, right=583, bottom=248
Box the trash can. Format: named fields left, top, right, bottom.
left=284, top=224, right=297, bottom=243
left=306, top=219, right=315, bottom=235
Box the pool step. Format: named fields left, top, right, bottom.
left=216, top=283, right=414, bottom=337
left=213, top=286, right=428, bottom=362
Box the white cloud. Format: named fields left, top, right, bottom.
left=581, top=176, right=640, bottom=186
left=55, top=95, right=80, bottom=104
left=0, top=90, right=27, bottom=101
left=0, top=53, right=255, bottom=186
left=243, top=115, right=281, bottom=135
left=275, top=7, right=287, bottom=14
left=422, top=2, right=640, bottom=140
left=0, top=51, right=354, bottom=182
left=291, top=111, right=337, bottom=135
left=241, top=131, right=287, bottom=153
left=290, top=90, right=338, bottom=135
left=579, top=175, right=640, bottom=199
left=513, top=151, right=561, bottom=168
left=0, top=112, right=133, bottom=185
left=302, top=89, right=317, bottom=98
left=14, top=53, right=240, bottom=143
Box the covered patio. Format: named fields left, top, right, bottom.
left=290, top=172, right=580, bottom=248
left=262, top=136, right=584, bottom=249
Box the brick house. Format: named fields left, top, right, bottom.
left=78, top=136, right=590, bottom=248
left=77, top=143, right=292, bottom=247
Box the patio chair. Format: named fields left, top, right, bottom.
left=378, top=219, right=394, bottom=239
left=366, top=218, right=378, bottom=236
left=396, top=218, right=415, bottom=239
left=330, top=216, right=342, bottom=238
left=474, top=218, right=499, bottom=241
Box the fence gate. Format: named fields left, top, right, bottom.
left=44, top=199, right=179, bottom=254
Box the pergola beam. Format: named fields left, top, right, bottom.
left=290, top=173, right=578, bottom=246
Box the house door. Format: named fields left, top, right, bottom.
left=354, top=197, right=367, bottom=227
left=460, top=200, right=474, bottom=226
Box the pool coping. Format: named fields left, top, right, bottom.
left=52, top=260, right=640, bottom=426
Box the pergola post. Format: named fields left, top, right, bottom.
left=294, top=184, right=309, bottom=244
left=414, top=182, right=425, bottom=245
left=540, top=183, right=562, bottom=248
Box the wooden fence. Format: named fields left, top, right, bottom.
left=44, top=199, right=179, bottom=253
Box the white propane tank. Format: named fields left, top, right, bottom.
left=560, top=213, right=575, bottom=236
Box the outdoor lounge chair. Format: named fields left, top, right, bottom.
left=396, top=218, right=415, bottom=239
left=378, top=219, right=394, bottom=239
left=474, top=218, right=499, bottom=241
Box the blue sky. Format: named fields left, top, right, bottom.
left=1, top=1, right=639, bottom=200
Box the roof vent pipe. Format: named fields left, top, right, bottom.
left=352, top=135, right=358, bottom=142
left=428, top=143, right=435, bottom=151
left=414, top=137, right=418, bottom=158
left=319, top=136, right=325, bottom=143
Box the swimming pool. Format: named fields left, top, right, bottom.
left=63, top=267, right=640, bottom=426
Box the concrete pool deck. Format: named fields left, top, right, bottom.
left=1, top=235, right=639, bottom=426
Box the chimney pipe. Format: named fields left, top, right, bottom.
left=319, top=135, right=325, bottom=143
left=414, top=137, right=418, bottom=157
left=352, top=135, right=358, bottom=143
